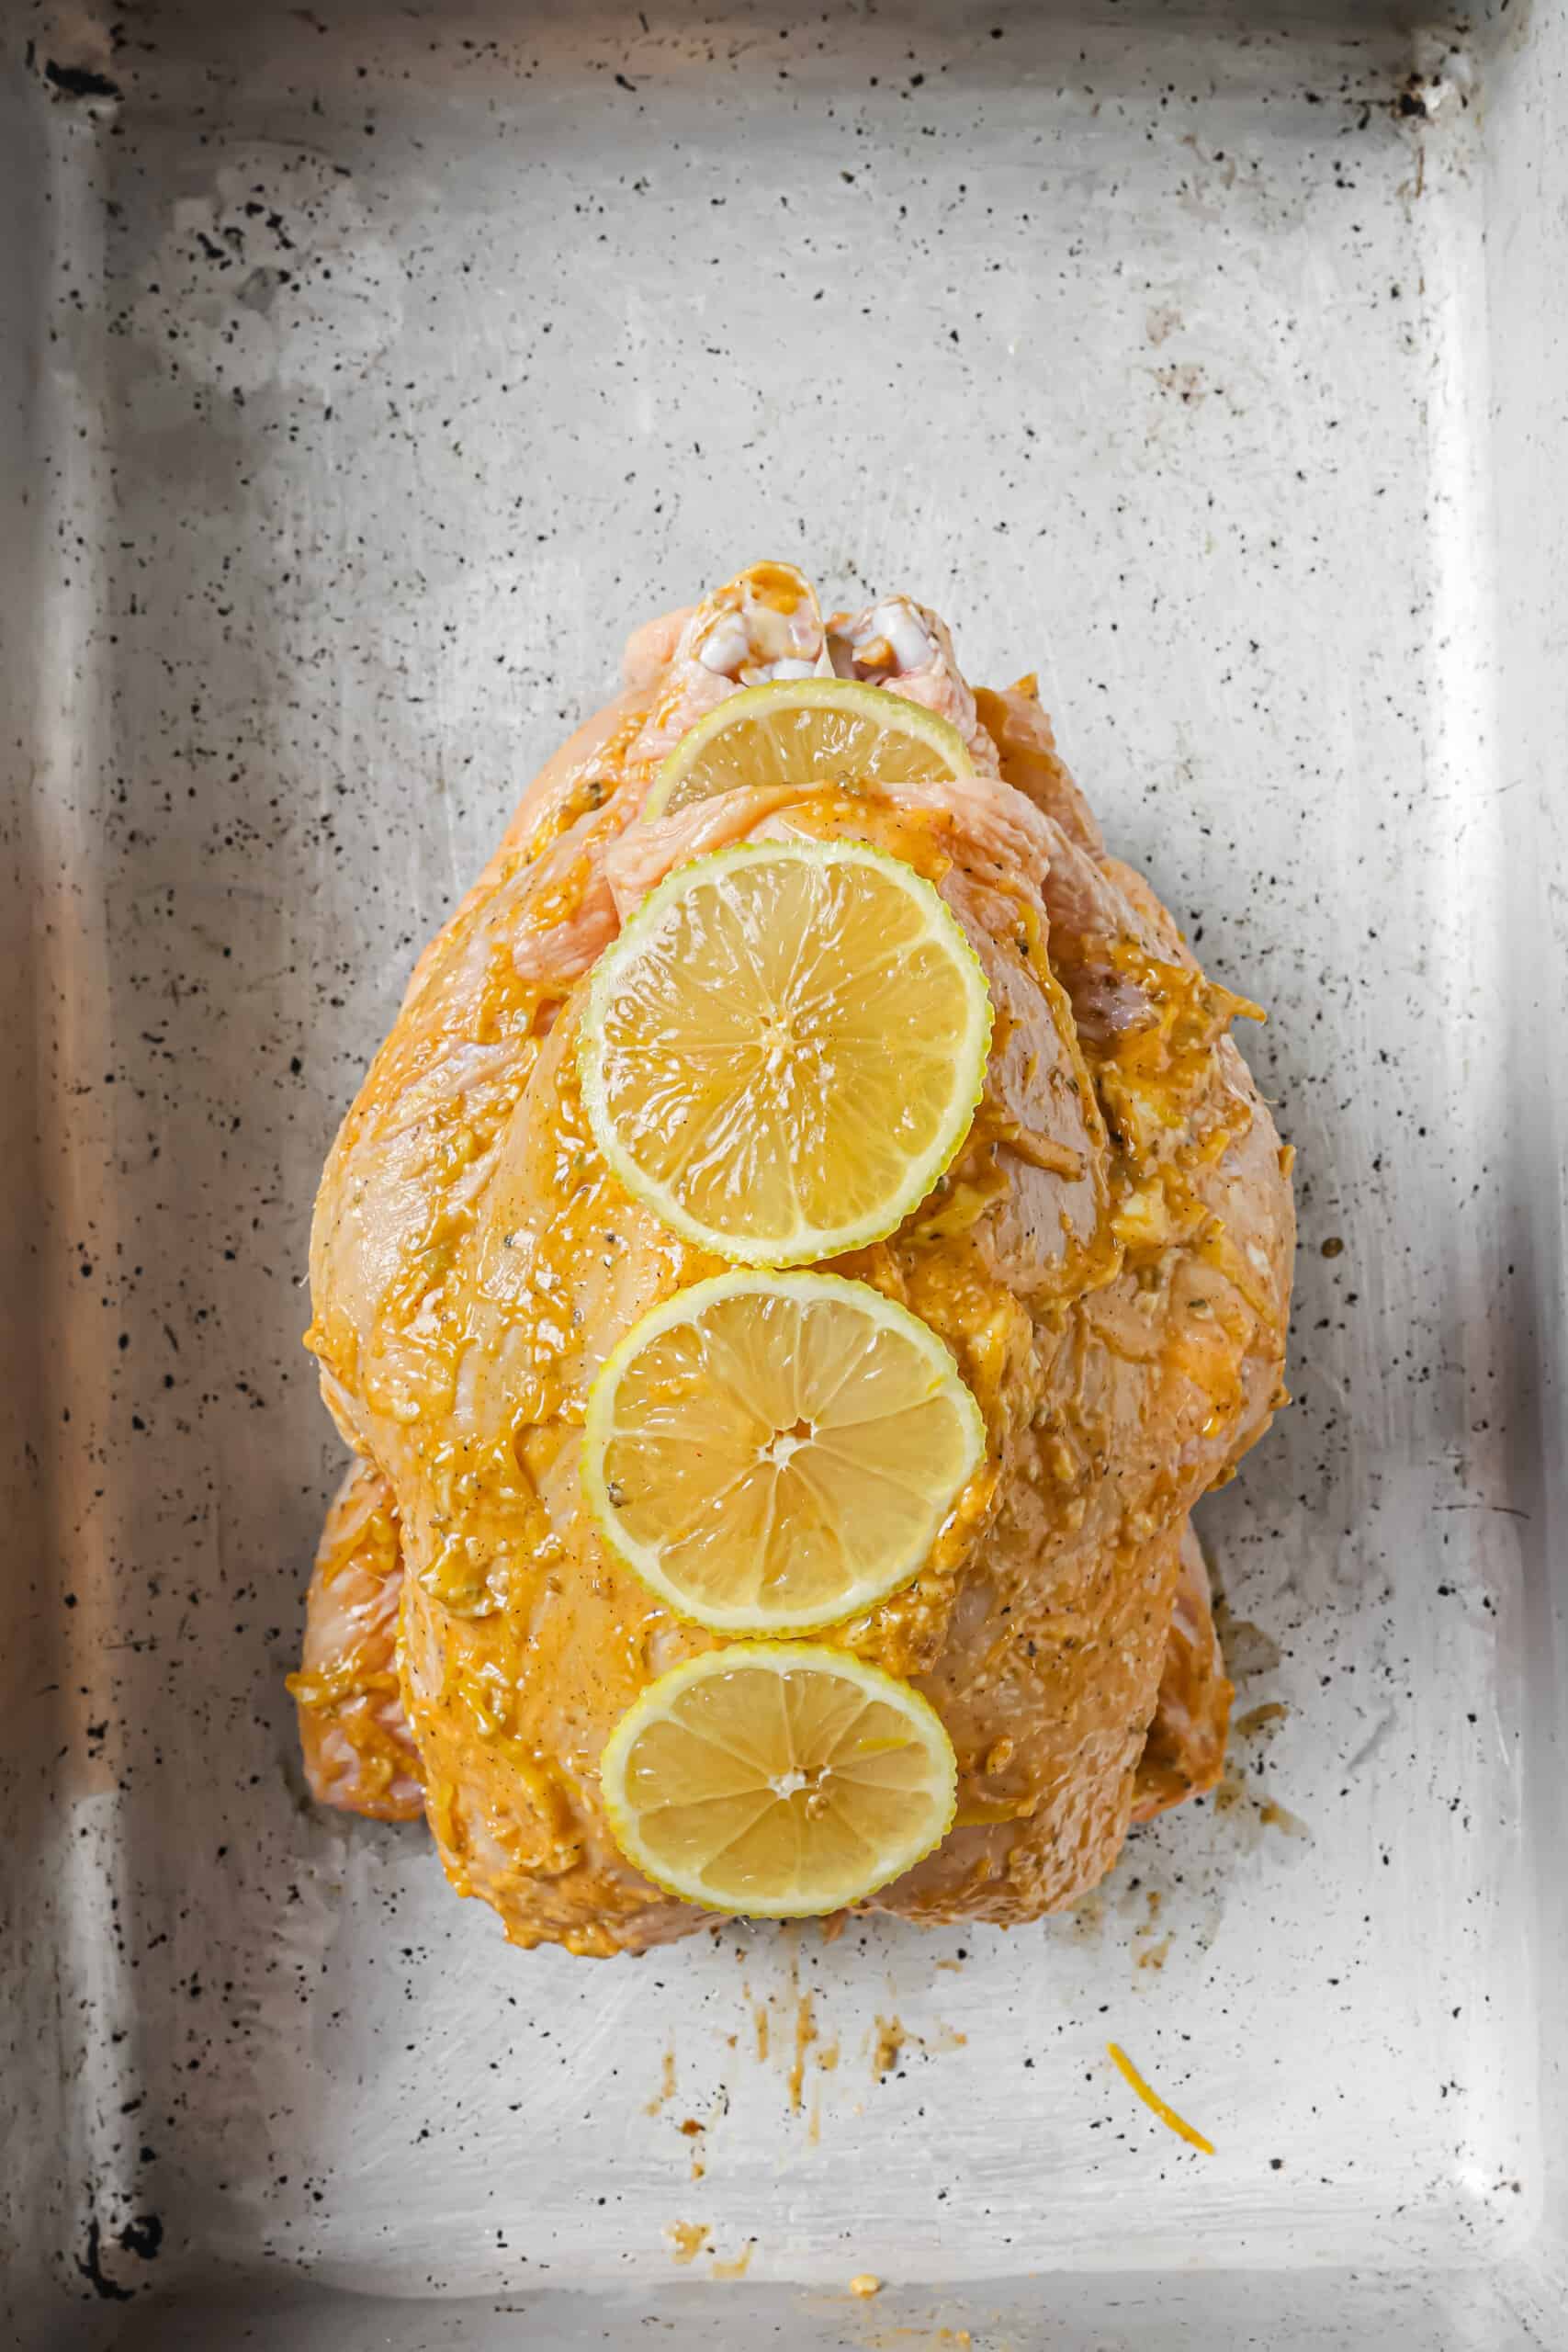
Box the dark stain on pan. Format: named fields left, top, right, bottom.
left=74, top=2208, right=164, bottom=2301
left=75, top=2218, right=133, bottom=2302
left=24, top=44, right=124, bottom=104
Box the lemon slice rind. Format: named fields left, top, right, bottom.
left=582, top=1269, right=987, bottom=1634
left=600, top=1643, right=958, bottom=1917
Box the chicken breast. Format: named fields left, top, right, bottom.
left=300, top=565, right=1292, bottom=1954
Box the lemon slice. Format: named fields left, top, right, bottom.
left=584, top=1270, right=986, bottom=1634
left=600, top=1644, right=957, bottom=1916
left=641, top=677, right=973, bottom=822
left=579, top=841, right=992, bottom=1265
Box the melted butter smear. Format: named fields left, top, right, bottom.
left=1106, top=2041, right=1215, bottom=2155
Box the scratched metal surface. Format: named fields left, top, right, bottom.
left=3, top=0, right=1564, bottom=2344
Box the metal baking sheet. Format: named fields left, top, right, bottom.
left=4, top=0, right=1564, bottom=2344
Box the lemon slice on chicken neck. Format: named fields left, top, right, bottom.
left=641, top=675, right=975, bottom=822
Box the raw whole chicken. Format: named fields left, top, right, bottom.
left=293, top=564, right=1293, bottom=1955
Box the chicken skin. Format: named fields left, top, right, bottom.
left=296, top=565, right=1292, bottom=1955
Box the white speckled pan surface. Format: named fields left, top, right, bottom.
left=3, top=1, right=1564, bottom=2345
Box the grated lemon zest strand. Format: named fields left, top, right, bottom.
left=1106, top=2042, right=1216, bottom=2155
